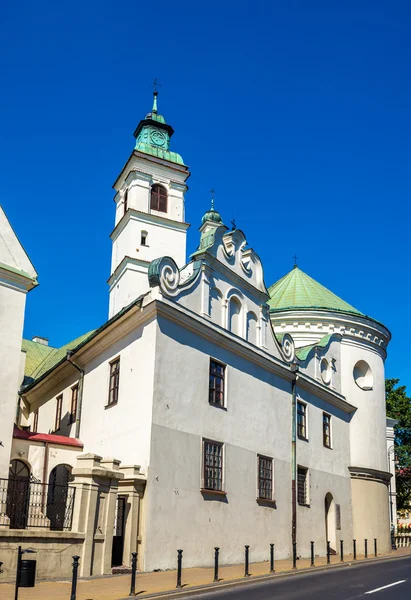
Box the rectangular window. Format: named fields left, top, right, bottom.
left=55, top=395, right=62, bottom=431
left=108, top=358, right=120, bottom=406
left=297, top=466, right=308, bottom=506
left=124, top=188, right=128, bottom=214
left=209, top=359, right=225, bottom=407
left=32, top=409, right=38, bottom=433
left=258, top=455, right=273, bottom=500
left=70, top=384, right=79, bottom=424
left=323, top=413, right=331, bottom=448
left=203, top=440, right=223, bottom=491
left=297, top=401, right=307, bottom=439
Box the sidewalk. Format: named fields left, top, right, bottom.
left=1, top=547, right=411, bottom=600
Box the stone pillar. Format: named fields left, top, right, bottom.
left=71, top=453, right=124, bottom=576
left=118, top=465, right=147, bottom=569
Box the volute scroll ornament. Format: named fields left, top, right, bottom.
left=281, top=333, right=295, bottom=363
left=148, top=256, right=180, bottom=296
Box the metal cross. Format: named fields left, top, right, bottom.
left=210, top=188, right=216, bottom=197
left=152, top=78, right=162, bottom=92
left=293, top=254, right=298, bottom=267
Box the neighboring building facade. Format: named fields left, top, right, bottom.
left=0, top=92, right=394, bottom=578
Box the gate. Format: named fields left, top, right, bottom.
left=111, top=496, right=126, bottom=567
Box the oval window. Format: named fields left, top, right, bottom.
left=353, top=360, right=373, bottom=390
left=320, top=358, right=331, bottom=384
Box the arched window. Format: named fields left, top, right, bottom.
left=150, top=184, right=167, bottom=213
left=123, top=188, right=128, bottom=214
left=246, top=312, right=258, bottom=345
left=141, top=231, right=148, bottom=246
left=228, top=297, right=242, bottom=336
left=7, top=460, right=30, bottom=529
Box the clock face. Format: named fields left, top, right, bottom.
left=150, top=130, right=166, bottom=147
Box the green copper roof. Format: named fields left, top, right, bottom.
left=268, top=267, right=363, bottom=316
left=22, top=331, right=95, bottom=386
left=296, top=334, right=334, bottom=361
left=201, top=199, right=223, bottom=226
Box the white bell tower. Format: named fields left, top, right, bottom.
left=108, top=91, right=190, bottom=318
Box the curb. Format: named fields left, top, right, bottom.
left=125, top=551, right=411, bottom=600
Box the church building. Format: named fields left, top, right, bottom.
left=0, top=91, right=392, bottom=579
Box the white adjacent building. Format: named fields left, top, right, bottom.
left=0, top=92, right=394, bottom=578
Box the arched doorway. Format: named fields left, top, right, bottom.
left=325, top=493, right=337, bottom=553
left=47, top=464, right=72, bottom=530
left=7, top=460, right=30, bottom=529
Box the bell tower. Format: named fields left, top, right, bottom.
left=108, top=90, right=190, bottom=318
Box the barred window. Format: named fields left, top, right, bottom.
left=55, top=395, right=62, bottom=431
left=150, top=184, right=167, bottom=213
left=209, top=359, right=225, bottom=407
left=108, top=358, right=120, bottom=406
left=323, top=413, right=331, bottom=448
left=297, top=466, right=308, bottom=506
left=297, top=401, right=307, bottom=439
left=70, top=385, right=79, bottom=424
left=258, top=455, right=273, bottom=499
left=203, top=440, right=223, bottom=491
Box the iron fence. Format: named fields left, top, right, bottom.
left=0, top=477, right=75, bottom=531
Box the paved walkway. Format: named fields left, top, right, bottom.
left=1, top=548, right=411, bottom=600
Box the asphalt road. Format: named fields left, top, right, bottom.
left=182, top=555, right=411, bottom=600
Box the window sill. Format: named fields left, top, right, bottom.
left=298, top=503, right=311, bottom=508
left=209, top=402, right=227, bottom=411
left=256, top=498, right=276, bottom=508
left=323, top=445, right=332, bottom=450
left=200, top=488, right=227, bottom=497
left=298, top=436, right=309, bottom=443
left=104, top=402, right=118, bottom=410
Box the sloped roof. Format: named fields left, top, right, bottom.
left=22, top=331, right=95, bottom=385
left=268, top=267, right=363, bottom=316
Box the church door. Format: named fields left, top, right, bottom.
left=111, top=496, right=126, bottom=567
left=7, top=460, right=30, bottom=529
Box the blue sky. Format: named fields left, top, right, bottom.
left=1, top=1, right=410, bottom=390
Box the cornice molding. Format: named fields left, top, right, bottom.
left=348, top=465, right=391, bottom=484
left=113, top=150, right=190, bottom=190
left=110, top=209, right=189, bottom=242
left=108, top=255, right=151, bottom=287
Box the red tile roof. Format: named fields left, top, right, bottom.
left=13, top=426, right=83, bottom=448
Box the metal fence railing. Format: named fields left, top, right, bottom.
left=0, top=477, right=75, bottom=531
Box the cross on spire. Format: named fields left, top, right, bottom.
left=293, top=254, right=298, bottom=268
left=152, top=78, right=162, bottom=92
left=209, top=188, right=215, bottom=209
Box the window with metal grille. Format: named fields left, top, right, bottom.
left=258, top=455, right=273, bottom=499
left=108, top=358, right=120, bottom=406
left=55, top=395, right=62, bottom=431
left=209, top=359, right=225, bottom=406
left=32, top=409, right=38, bottom=433
left=203, top=440, right=223, bottom=491
left=297, top=401, right=307, bottom=439
left=323, top=413, right=331, bottom=448
left=150, top=184, right=167, bottom=213
left=297, top=466, right=308, bottom=505
left=70, top=385, right=79, bottom=424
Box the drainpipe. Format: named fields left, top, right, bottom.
left=66, top=352, right=84, bottom=439
left=290, top=363, right=299, bottom=548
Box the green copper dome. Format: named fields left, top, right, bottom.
left=268, top=266, right=364, bottom=316
left=201, top=199, right=223, bottom=225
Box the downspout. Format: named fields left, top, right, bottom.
left=291, top=363, right=299, bottom=548
left=66, top=352, right=84, bottom=439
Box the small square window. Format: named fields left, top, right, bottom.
left=258, top=455, right=273, bottom=500
left=297, top=401, right=307, bottom=440
left=141, top=231, right=148, bottom=246
left=203, top=440, right=223, bottom=491
left=297, top=466, right=309, bottom=506
left=209, top=359, right=225, bottom=407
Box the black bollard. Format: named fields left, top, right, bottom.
left=364, top=539, right=368, bottom=559
left=353, top=539, right=357, bottom=560
left=310, top=541, right=315, bottom=567
left=269, top=544, right=275, bottom=573
left=213, top=547, right=219, bottom=582
left=129, top=552, right=137, bottom=596
left=292, top=542, right=297, bottom=569
left=70, top=555, right=80, bottom=600
left=374, top=539, right=377, bottom=557
left=340, top=540, right=344, bottom=562
left=327, top=541, right=331, bottom=564
left=244, top=545, right=250, bottom=577
left=176, top=549, right=183, bottom=589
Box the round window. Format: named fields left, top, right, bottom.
left=353, top=360, right=373, bottom=390
left=320, top=358, right=331, bottom=384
